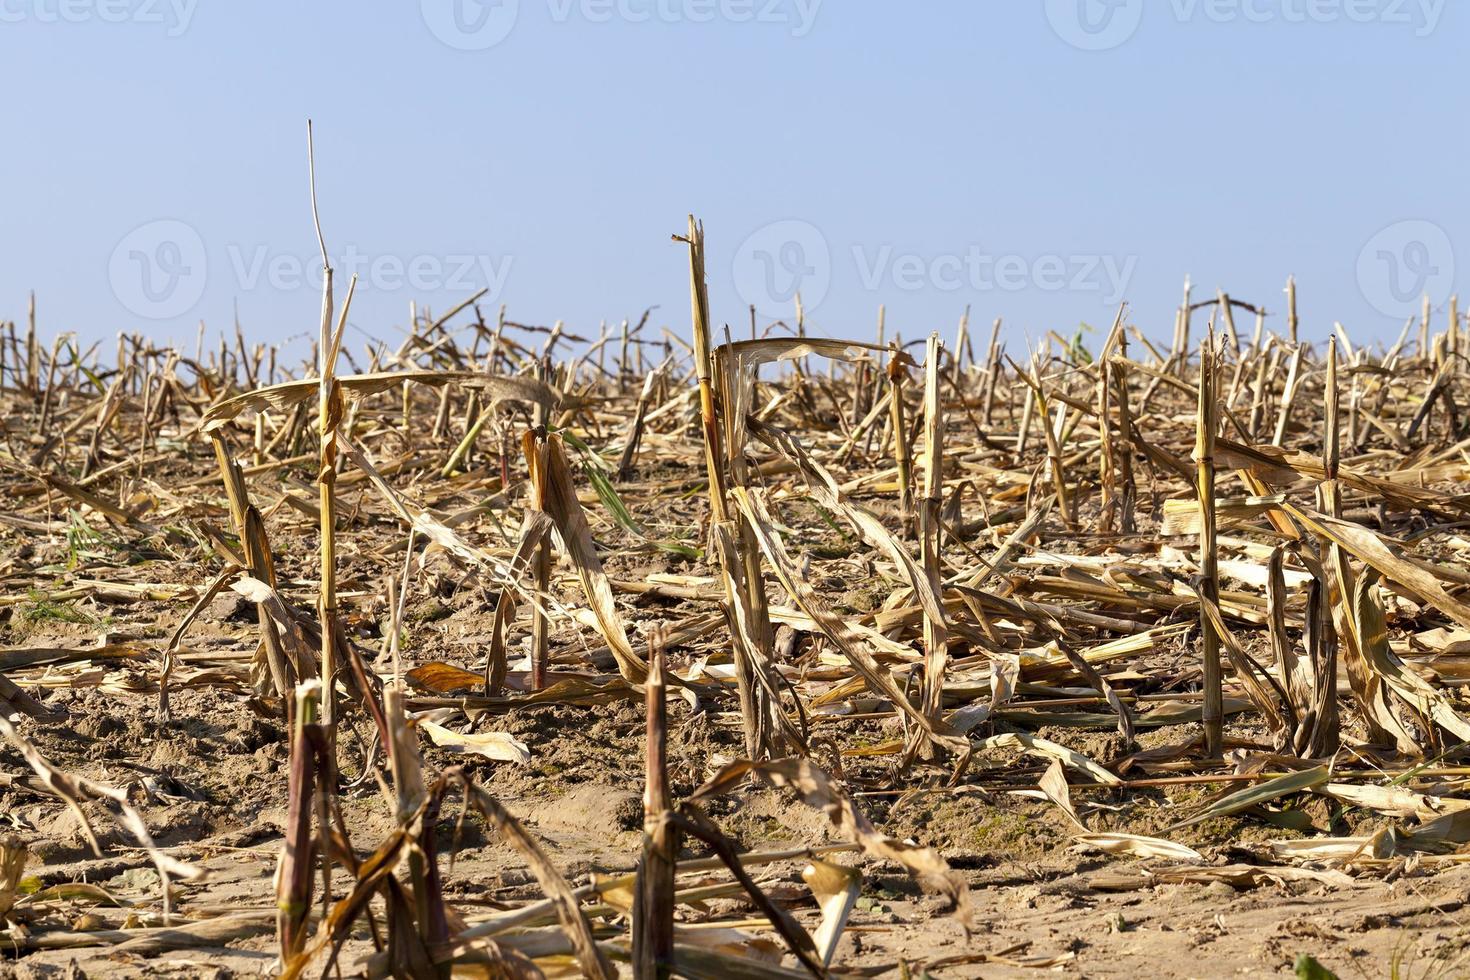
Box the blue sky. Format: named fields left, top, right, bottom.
left=0, top=1, right=1462, bottom=361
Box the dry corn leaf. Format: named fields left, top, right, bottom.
left=1169, top=765, right=1330, bottom=831
left=540, top=434, right=649, bottom=683
left=1073, top=834, right=1203, bottom=862
left=406, top=663, right=486, bottom=695
left=1039, top=758, right=1086, bottom=830
left=977, top=732, right=1121, bottom=786
left=1353, top=570, right=1470, bottom=746
left=802, top=858, right=861, bottom=968
left=418, top=721, right=531, bottom=765
left=1285, top=504, right=1470, bottom=630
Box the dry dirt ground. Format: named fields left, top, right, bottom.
left=5, top=338, right=1470, bottom=978
left=4, top=674, right=1470, bottom=978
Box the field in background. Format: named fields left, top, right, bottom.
left=2, top=218, right=1470, bottom=977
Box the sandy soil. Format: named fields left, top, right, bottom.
left=4, top=671, right=1469, bottom=979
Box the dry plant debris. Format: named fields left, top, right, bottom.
left=3, top=193, right=1470, bottom=976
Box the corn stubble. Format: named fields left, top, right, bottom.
left=7, top=180, right=1470, bottom=975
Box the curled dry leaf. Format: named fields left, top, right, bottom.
left=802, top=858, right=861, bottom=968
left=406, top=662, right=486, bottom=695
left=976, top=732, right=1122, bottom=787
left=1072, top=834, right=1204, bottom=862
left=1038, top=758, right=1085, bottom=830
left=418, top=720, right=531, bottom=765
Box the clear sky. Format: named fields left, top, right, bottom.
left=1, top=1, right=1463, bottom=361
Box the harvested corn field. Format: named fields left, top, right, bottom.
left=4, top=215, right=1470, bottom=979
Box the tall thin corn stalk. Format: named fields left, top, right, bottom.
left=524, top=428, right=553, bottom=690
left=718, top=328, right=785, bottom=753
left=632, top=631, right=676, bottom=978
left=295, top=122, right=356, bottom=962
left=1095, top=305, right=1126, bottom=534
left=308, top=121, right=345, bottom=734
left=916, top=334, right=948, bottom=730
left=276, top=681, right=322, bottom=961
left=887, top=343, right=914, bottom=531
left=1026, top=352, right=1075, bottom=530
left=1195, top=334, right=1223, bottom=758
left=677, top=216, right=789, bottom=759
